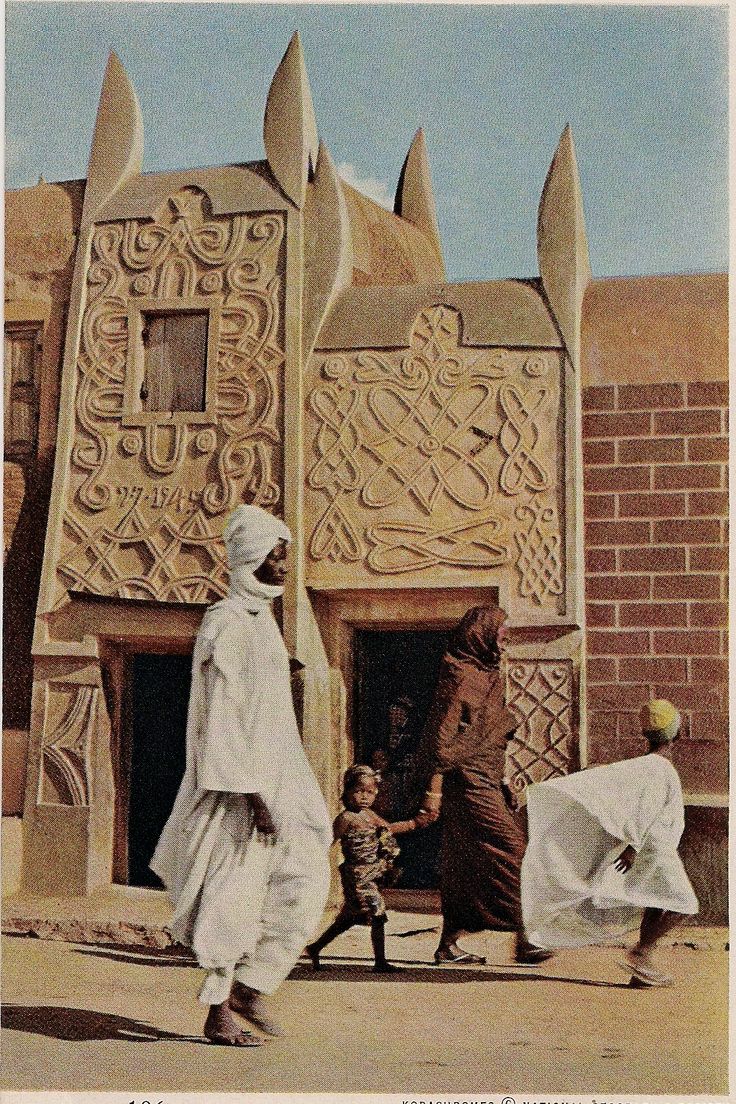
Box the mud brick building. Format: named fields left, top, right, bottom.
left=3, top=39, right=727, bottom=919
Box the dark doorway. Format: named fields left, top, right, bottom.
left=354, top=629, right=451, bottom=889
left=127, top=653, right=190, bottom=887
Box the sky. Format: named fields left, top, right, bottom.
left=5, top=2, right=728, bottom=282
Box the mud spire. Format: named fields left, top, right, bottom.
left=302, top=140, right=353, bottom=357
left=264, top=32, right=319, bottom=209
left=82, top=51, right=143, bottom=225
left=537, top=125, right=591, bottom=370
left=394, top=128, right=445, bottom=275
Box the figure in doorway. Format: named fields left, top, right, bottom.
left=370, top=694, right=420, bottom=822
left=306, top=765, right=431, bottom=972
left=521, top=699, right=699, bottom=987
left=416, top=605, right=552, bottom=965
left=151, top=504, right=332, bottom=1045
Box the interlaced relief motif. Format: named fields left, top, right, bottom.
left=55, top=187, right=285, bottom=605
left=505, top=659, right=575, bottom=800
left=307, top=305, right=562, bottom=599
left=513, top=498, right=564, bottom=604
left=40, top=685, right=99, bottom=807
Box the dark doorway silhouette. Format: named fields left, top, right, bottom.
left=128, top=653, right=190, bottom=887
left=353, top=629, right=451, bottom=889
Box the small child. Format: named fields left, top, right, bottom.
left=306, top=764, right=428, bottom=972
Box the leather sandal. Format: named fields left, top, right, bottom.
left=514, top=945, right=555, bottom=965
left=619, top=959, right=674, bottom=987
left=433, top=948, right=486, bottom=965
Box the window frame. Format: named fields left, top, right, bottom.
left=123, top=295, right=221, bottom=426
left=4, top=319, right=43, bottom=460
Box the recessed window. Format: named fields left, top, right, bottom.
left=140, top=311, right=208, bottom=413
left=4, top=322, right=41, bottom=459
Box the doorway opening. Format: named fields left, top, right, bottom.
left=123, top=653, right=190, bottom=887
left=353, top=629, right=450, bottom=890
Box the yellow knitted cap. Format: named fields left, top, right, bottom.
left=640, top=699, right=679, bottom=733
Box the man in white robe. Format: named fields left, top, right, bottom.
left=151, top=505, right=332, bottom=1045
left=521, top=699, right=698, bottom=987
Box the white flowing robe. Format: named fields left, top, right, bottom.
left=521, top=753, right=698, bottom=949
left=151, top=590, right=332, bottom=1001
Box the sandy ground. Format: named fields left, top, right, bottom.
left=1, top=919, right=729, bottom=1097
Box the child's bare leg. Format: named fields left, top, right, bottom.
left=619, top=909, right=683, bottom=986
left=371, top=915, right=402, bottom=972
left=306, top=912, right=354, bottom=969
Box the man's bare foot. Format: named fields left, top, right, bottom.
left=230, top=982, right=285, bottom=1037
left=204, top=1002, right=264, bottom=1046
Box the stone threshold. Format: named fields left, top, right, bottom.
left=2, top=885, right=175, bottom=949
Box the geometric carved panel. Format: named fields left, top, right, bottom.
left=39, top=684, right=99, bottom=806
left=504, top=658, right=576, bottom=802
left=306, top=305, right=564, bottom=606
left=54, top=187, right=285, bottom=606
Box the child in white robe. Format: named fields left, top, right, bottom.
left=521, top=699, right=698, bottom=987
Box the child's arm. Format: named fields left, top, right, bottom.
left=386, top=810, right=439, bottom=833
left=362, top=809, right=419, bottom=834
left=332, top=811, right=353, bottom=841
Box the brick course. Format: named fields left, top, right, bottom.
left=582, top=378, right=728, bottom=794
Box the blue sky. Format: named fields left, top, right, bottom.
left=5, top=2, right=728, bottom=281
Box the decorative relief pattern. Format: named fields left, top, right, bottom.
left=40, top=684, right=99, bottom=806
left=306, top=305, right=563, bottom=601
left=59, top=504, right=229, bottom=603
left=514, top=499, right=563, bottom=604
left=504, top=659, right=575, bottom=799
left=56, top=187, right=285, bottom=604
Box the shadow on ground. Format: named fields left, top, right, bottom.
left=287, top=961, right=630, bottom=988
left=74, top=944, right=197, bottom=969
left=66, top=941, right=630, bottom=989
left=3, top=1005, right=200, bottom=1043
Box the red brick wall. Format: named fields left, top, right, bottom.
left=583, top=380, right=728, bottom=794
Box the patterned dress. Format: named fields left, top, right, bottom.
left=337, top=813, right=400, bottom=924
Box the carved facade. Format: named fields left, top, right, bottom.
left=56, top=189, right=284, bottom=607
left=13, top=36, right=588, bottom=894
left=306, top=306, right=565, bottom=605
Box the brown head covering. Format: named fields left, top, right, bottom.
left=447, top=605, right=507, bottom=670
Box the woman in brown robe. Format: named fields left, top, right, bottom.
left=417, top=605, right=552, bottom=965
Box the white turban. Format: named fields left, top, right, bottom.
left=224, top=505, right=292, bottom=571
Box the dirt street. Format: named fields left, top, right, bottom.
left=1, top=920, right=728, bottom=1097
